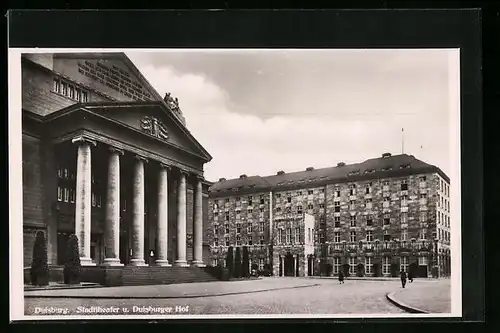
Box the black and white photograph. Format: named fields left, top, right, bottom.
left=9, top=48, right=461, bottom=320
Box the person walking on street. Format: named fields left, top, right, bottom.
left=400, top=270, right=407, bottom=288
left=338, top=270, right=345, bottom=284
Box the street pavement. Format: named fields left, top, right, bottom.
left=389, top=279, right=451, bottom=313
left=24, top=277, right=449, bottom=316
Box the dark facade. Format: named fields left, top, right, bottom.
left=208, top=154, right=452, bottom=278
left=22, top=53, right=213, bottom=271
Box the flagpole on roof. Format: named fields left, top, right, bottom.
left=401, top=127, right=404, bottom=154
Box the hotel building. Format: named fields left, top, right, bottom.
left=208, top=153, right=451, bottom=278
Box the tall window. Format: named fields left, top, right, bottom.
left=383, top=180, right=390, bottom=191
left=400, top=256, right=409, bottom=272
left=366, top=216, right=373, bottom=226
left=297, top=205, right=303, bottom=214
left=420, top=229, right=427, bottom=240
left=248, top=224, right=253, bottom=233
left=259, top=222, right=265, bottom=232
left=420, top=212, right=427, bottom=222
left=350, top=215, right=356, bottom=227
left=401, top=229, right=408, bottom=241
left=213, top=259, right=218, bottom=267
left=236, top=223, right=241, bottom=234
left=225, top=212, right=230, bottom=221
left=259, top=235, right=265, bottom=245
left=278, top=229, right=283, bottom=244
left=295, top=227, right=300, bottom=243
left=286, top=228, right=291, bottom=243
left=334, top=189, right=341, bottom=197
left=334, top=232, right=340, bottom=243
left=350, top=231, right=356, bottom=242
left=349, top=257, right=356, bottom=275
left=225, top=236, right=230, bottom=246
left=334, top=257, right=341, bottom=274
left=401, top=212, right=408, bottom=224
left=365, top=257, right=373, bottom=274
left=349, top=184, right=356, bottom=196
left=236, top=235, right=241, bottom=246
left=248, top=235, right=253, bottom=246
left=383, top=257, right=391, bottom=275
left=259, top=258, right=265, bottom=270
left=334, top=216, right=341, bottom=228
left=334, top=201, right=341, bottom=212
left=365, top=198, right=373, bottom=209
left=366, top=230, right=373, bottom=242
left=401, top=179, right=408, bottom=191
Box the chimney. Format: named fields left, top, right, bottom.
left=277, top=170, right=285, bottom=175
left=239, top=174, right=247, bottom=179
left=337, top=162, right=346, bottom=167
left=382, top=153, right=392, bottom=158
left=219, top=178, right=226, bottom=182
left=306, top=167, right=314, bottom=171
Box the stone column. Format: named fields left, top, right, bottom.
left=103, top=147, right=124, bottom=266
left=130, top=155, right=148, bottom=266
left=191, top=175, right=205, bottom=267
left=156, top=163, right=171, bottom=266
left=71, top=136, right=96, bottom=266
left=280, top=256, right=284, bottom=276
left=293, top=255, right=297, bottom=277
left=174, top=169, right=189, bottom=266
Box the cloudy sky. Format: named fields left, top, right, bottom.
left=127, top=49, right=458, bottom=182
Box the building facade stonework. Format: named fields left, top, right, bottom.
left=208, top=155, right=451, bottom=278
left=22, top=53, right=213, bottom=274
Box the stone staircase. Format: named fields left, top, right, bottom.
left=120, top=266, right=219, bottom=286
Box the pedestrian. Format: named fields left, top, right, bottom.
left=400, top=270, right=407, bottom=288
left=338, top=270, right=345, bottom=284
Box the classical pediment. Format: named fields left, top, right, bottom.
left=83, top=102, right=211, bottom=162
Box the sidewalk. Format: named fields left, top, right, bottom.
left=386, top=279, right=451, bottom=313
left=24, top=278, right=320, bottom=299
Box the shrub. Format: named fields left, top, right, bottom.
left=242, top=246, right=250, bottom=278
left=63, top=234, right=81, bottom=284
left=30, top=231, right=49, bottom=286
left=234, top=247, right=242, bottom=278
left=226, top=246, right=234, bottom=277
left=356, top=263, right=364, bottom=277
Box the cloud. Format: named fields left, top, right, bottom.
left=130, top=51, right=453, bottom=181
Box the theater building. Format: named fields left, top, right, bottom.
left=208, top=153, right=452, bottom=278
left=21, top=52, right=213, bottom=277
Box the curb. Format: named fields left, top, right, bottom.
left=386, top=292, right=428, bottom=314
left=24, top=283, right=320, bottom=300
left=24, top=284, right=104, bottom=292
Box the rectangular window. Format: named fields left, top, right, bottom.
left=382, top=257, right=391, bottom=275
left=278, top=229, right=283, bottom=244
left=350, top=215, right=356, bottom=227
left=225, top=237, right=230, bottom=246
left=366, top=217, right=373, bottom=226
left=420, top=229, right=427, bottom=240
left=383, top=233, right=391, bottom=241
left=334, top=201, right=340, bottom=212
left=400, top=256, right=409, bottom=272
left=276, top=207, right=281, bottom=213
left=248, top=236, right=253, bottom=246
left=214, top=238, right=219, bottom=246
left=401, top=212, right=408, bottom=223
left=259, top=258, right=265, bottom=270
left=57, top=186, right=63, bottom=201
left=295, top=227, right=300, bottom=243
left=365, top=257, right=373, bottom=274
left=236, top=223, right=241, bottom=234
left=286, top=228, right=291, bottom=243
left=61, top=81, right=68, bottom=95
left=334, top=190, right=340, bottom=197
left=420, top=212, right=427, bottom=222
left=307, top=204, right=313, bottom=210
left=276, top=193, right=281, bottom=198
left=248, top=224, right=253, bottom=233
left=334, top=232, right=340, bottom=243
left=259, top=222, right=265, bottom=232
left=320, top=188, right=325, bottom=193
left=366, top=230, right=373, bottom=242
left=236, top=235, right=241, bottom=246
left=297, top=205, right=303, bottom=214
left=225, top=224, right=229, bottom=234
left=384, top=217, right=390, bottom=225
left=213, top=259, right=218, bottom=267
left=259, top=235, right=265, bottom=245
left=334, top=257, right=341, bottom=274
left=349, top=257, right=356, bottom=275
left=349, top=184, right=356, bottom=196
left=350, top=231, right=356, bottom=242
left=418, top=256, right=428, bottom=266
left=401, top=229, right=408, bottom=241
left=225, top=212, right=230, bottom=221
left=365, top=198, right=373, bottom=209
left=334, top=216, right=340, bottom=228
left=308, top=190, right=314, bottom=195
left=401, top=180, right=408, bottom=191
left=287, top=197, right=292, bottom=203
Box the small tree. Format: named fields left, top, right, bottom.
left=226, top=246, right=234, bottom=278
left=64, top=234, right=81, bottom=284
left=234, top=247, right=242, bottom=278
left=30, top=231, right=49, bottom=286
left=242, top=246, right=250, bottom=278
